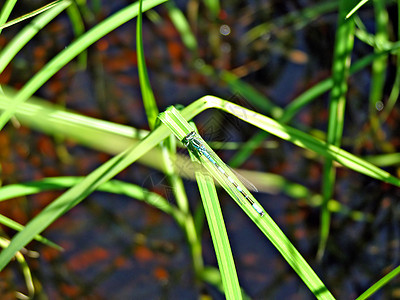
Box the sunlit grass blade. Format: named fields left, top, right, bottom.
left=0, top=0, right=17, bottom=35
left=0, top=0, right=71, bottom=74
left=137, top=0, right=204, bottom=276
left=0, top=0, right=68, bottom=30
left=65, top=1, right=87, bottom=69
left=356, top=265, right=400, bottom=299
left=137, top=0, right=159, bottom=130
left=319, top=0, right=355, bottom=259
left=159, top=106, right=335, bottom=300
left=166, top=1, right=198, bottom=52
left=0, top=0, right=167, bottom=131
left=346, top=0, right=370, bottom=19
left=215, top=45, right=400, bottom=167
left=0, top=176, right=181, bottom=219
left=369, top=0, right=389, bottom=129
left=0, top=237, right=35, bottom=298
left=0, top=215, right=62, bottom=250
left=196, top=171, right=242, bottom=299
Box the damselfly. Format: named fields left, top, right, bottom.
left=182, top=131, right=264, bottom=217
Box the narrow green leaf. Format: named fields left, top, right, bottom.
left=0, top=215, right=61, bottom=250
left=0, top=0, right=68, bottom=30
left=0, top=0, right=167, bottom=130
left=346, top=0, right=370, bottom=19
left=137, top=0, right=159, bottom=130
left=319, top=0, right=355, bottom=259
left=0, top=0, right=18, bottom=35
left=356, top=265, right=400, bottom=299
left=0, top=0, right=72, bottom=74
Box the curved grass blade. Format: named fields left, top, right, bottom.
left=0, top=0, right=72, bottom=74
left=0, top=0, right=167, bottom=130
left=346, top=0, right=370, bottom=19
left=0, top=237, right=35, bottom=298
left=0, top=0, right=67, bottom=30
left=159, top=106, right=335, bottom=300
left=137, top=0, right=159, bottom=130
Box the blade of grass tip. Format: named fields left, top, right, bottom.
left=318, top=0, right=355, bottom=260
left=197, top=63, right=284, bottom=118
left=188, top=124, right=242, bottom=299
left=200, top=95, right=400, bottom=187
left=137, top=0, right=159, bottom=130
left=0, top=176, right=180, bottom=218
left=369, top=0, right=389, bottom=133
left=346, top=0, right=370, bottom=19
left=356, top=265, right=400, bottom=300
left=0, top=0, right=72, bottom=74
left=0, top=0, right=167, bottom=131
left=0, top=0, right=67, bottom=30
left=0, top=0, right=17, bottom=35
left=66, top=2, right=87, bottom=69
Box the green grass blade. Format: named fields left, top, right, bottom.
left=0, top=237, right=35, bottom=298
left=196, top=96, right=400, bottom=187
left=0, top=0, right=167, bottom=131
left=356, top=265, right=400, bottom=299
left=346, top=0, right=370, bottom=19
left=0, top=0, right=17, bottom=35
left=0, top=215, right=61, bottom=250
left=0, top=176, right=181, bottom=219
left=196, top=171, right=242, bottom=300
left=0, top=0, right=67, bottom=30
left=230, top=42, right=400, bottom=167
left=166, top=1, right=198, bottom=52
left=187, top=123, right=241, bottom=298
left=0, top=0, right=72, bottom=74
left=199, top=64, right=283, bottom=118
left=319, top=0, right=355, bottom=258
left=159, top=106, right=335, bottom=300
left=137, top=0, right=159, bottom=130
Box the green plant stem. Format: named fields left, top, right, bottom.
left=318, top=0, right=355, bottom=259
